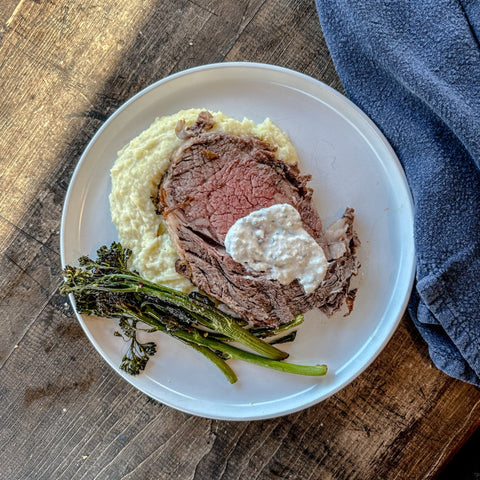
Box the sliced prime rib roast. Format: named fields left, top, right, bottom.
left=154, top=111, right=359, bottom=327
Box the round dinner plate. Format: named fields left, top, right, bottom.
left=61, top=62, right=415, bottom=421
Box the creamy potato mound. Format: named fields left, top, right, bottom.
left=109, top=108, right=299, bottom=290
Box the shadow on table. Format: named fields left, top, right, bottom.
left=437, top=427, right=480, bottom=480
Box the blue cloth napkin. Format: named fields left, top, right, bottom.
left=315, top=0, right=480, bottom=386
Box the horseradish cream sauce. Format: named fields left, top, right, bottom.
left=224, top=204, right=328, bottom=294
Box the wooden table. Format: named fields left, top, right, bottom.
left=1, top=1, right=479, bottom=478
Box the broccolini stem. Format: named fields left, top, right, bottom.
left=177, top=332, right=327, bottom=377
left=172, top=339, right=238, bottom=384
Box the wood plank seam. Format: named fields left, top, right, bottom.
left=186, top=0, right=219, bottom=17
left=0, top=280, right=61, bottom=370
left=3, top=252, right=48, bottom=291
left=0, top=212, right=58, bottom=255
left=218, top=0, right=269, bottom=60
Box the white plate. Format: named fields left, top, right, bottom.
left=61, top=62, right=415, bottom=420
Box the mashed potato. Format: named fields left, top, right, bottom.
left=109, top=108, right=299, bottom=290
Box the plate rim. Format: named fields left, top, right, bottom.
left=60, top=61, right=416, bottom=420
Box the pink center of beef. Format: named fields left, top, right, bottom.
left=184, top=158, right=288, bottom=241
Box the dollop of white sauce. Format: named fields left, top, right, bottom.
left=224, top=204, right=328, bottom=294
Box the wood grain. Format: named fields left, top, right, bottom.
left=0, top=1, right=479, bottom=479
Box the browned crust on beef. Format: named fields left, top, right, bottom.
left=175, top=110, right=216, bottom=139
